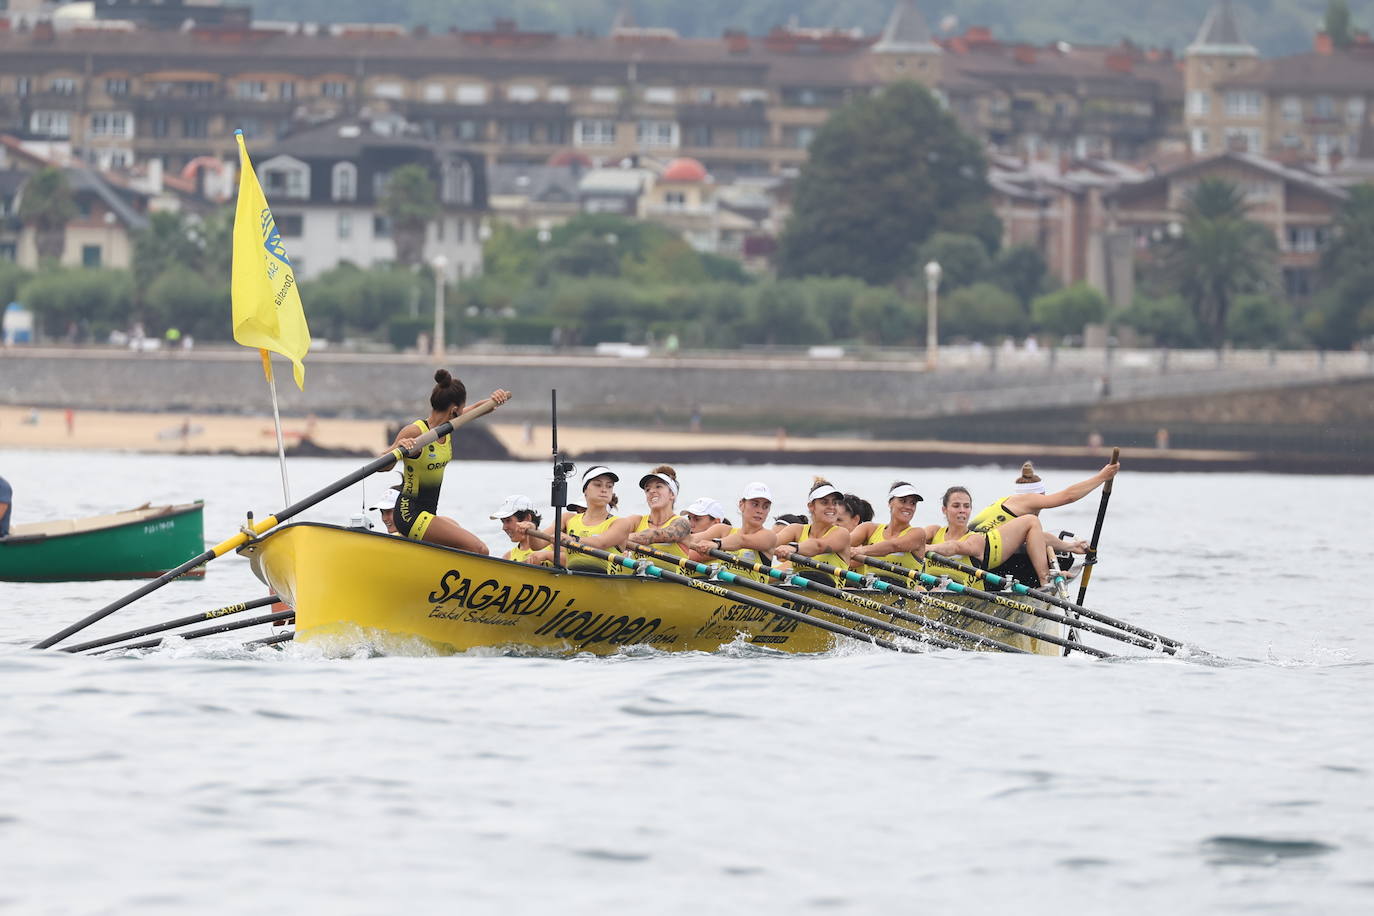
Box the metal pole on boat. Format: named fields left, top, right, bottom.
left=550, top=389, right=565, bottom=570
left=260, top=349, right=292, bottom=504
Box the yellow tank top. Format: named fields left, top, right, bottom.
left=507, top=545, right=538, bottom=565
left=797, top=523, right=846, bottom=585
left=565, top=512, right=618, bottom=573
left=970, top=496, right=1018, bottom=533
left=399, top=418, right=453, bottom=517
left=725, top=526, right=773, bottom=583
left=619, top=513, right=688, bottom=574
left=864, top=522, right=919, bottom=571
left=925, top=526, right=972, bottom=586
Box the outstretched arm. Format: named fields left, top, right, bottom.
left=1006, top=461, right=1119, bottom=514
left=463, top=389, right=512, bottom=414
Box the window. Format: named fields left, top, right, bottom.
left=424, top=83, right=446, bottom=102
left=1224, top=91, right=1262, bottom=117
left=686, top=125, right=713, bottom=147
left=50, top=77, right=77, bottom=95
left=1189, top=126, right=1209, bottom=154
left=372, top=171, right=391, bottom=200
left=548, top=86, right=570, bottom=102
left=235, top=81, right=267, bottom=100
left=372, top=215, right=392, bottom=238
left=182, top=116, right=209, bottom=138
left=791, top=126, right=817, bottom=148
left=456, top=84, right=488, bottom=104
left=105, top=78, right=129, bottom=96
left=456, top=120, right=482, bottom=141
left=1347, top=97, right=1366, bottom=125
left=504, top=121, right=533, bottom=144
left=322, top=81, right=349, bottom=99
left=507, top=84, right=538, bottom=102
left=30, top=110, right=70, bottom=138
left=695, top=88, right=716, bottom=103
left=264, top=164, right=307, bottom=199
left=644, top=87, right=676, bottom=104
left=1314, top=95, right=1335, bottom=118
left=576, top=119, right=616, bottom=146
left=16, top=77, right=29, bottom=97
left=1280, top=132, right=1302, bottom=148
left=1315, top=133, right=1342, bottom=156
left=1223, top=127, right=1262, bottom=151
left=590, top=86, right=621, bottom=103
left=456, top=218, right=466, bottom=242
left=545, top=121, right=568, bottom=145
left=337, top=212, right=352, bottom=239
left=275, top=214, right=303, bottom=237
left=737, top=125, right=764, bottom=148
left=371, top=81, right=404, bottom=100
left=1281, top=96, right=1301, bottom=122
left=636, top=120, right=678, bottom=149
left=796, top=89, right=818, bottom=106
left=280, top=82, right=296, bottom=100
left=1187, top=90, right=1210, bottom=116
left=181, top=81, right=215, bottom=98
left=81, top=245, right=102, bottom=268
left=738, top=89, right=768, bottom=103
left=441, top=157, right=473, bottom=205
left=149, top=116, right=170, bottom=138
left=90, top=112, right=133, bottom=137
left=664, top=190, right=686, bottom=209
left=332, top=162, right=357, bottom=201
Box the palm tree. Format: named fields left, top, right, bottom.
left=1159, top=178, right=1278, bottom=347
left=379, top=164, right=439, bottom=267
left=17, top=167, right=78, bottom=263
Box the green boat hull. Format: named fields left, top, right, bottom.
left=0, top=502, right=206, bottom=582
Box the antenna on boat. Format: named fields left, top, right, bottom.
left=549, top=389, right=574, bottom=569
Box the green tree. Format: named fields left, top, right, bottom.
left=1119, top=293, right=1203, bottom=348
left=942, top=282, right=1024, bottom=342
left=144, top=265, right=231, bottom=340
left=1307, top=183, right=1374, bottom=348
left=1326, top=0, right=1354, bottom=48
left=0, top=260, right=31, bottom=308
left=1031, top=283, right=1108, bottom=338
left=778, top=81, right=992, bottom=285
left=994, top=244, right=1050, bottom=310
left=19, top=268, right=132, bottom=337
left=17, top=167, right=78, bottom=263
left=1157, top=178, right=1278, bottom=347
left=1227, top=294, right=1293, bottom=347
left=536, top=234, right=622, bottom=282
left=917, top=232, right=992, bottom=292
left=132, top=211, right=206, bottom=299
left=380, top=164, right=440, bottom=267
left=851, top=286, right=918, bottom=344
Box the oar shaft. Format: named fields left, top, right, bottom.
left=34, top=402, right=498, bottom=650
left=90, top=610, right=296, bottom=655
left=61, top=595, right=281, bottom=654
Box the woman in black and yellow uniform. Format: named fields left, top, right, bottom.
left=920, top=486, right=977, bottom=587
left=773, top=479, right=852, bottom=586
left=491, top=494, right=544, bottom=564
left=848, top=481, right=926, bottom=583
left=384, top=369, right=511, bottom=553
left=689, top=481, right=778, bottom=582
left=524, top=466, right=635, bottom=573
left=622, top=465, right=691, bottom=569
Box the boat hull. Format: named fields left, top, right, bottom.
left=0, top=502, right=206, bottom=582
left=242, top=523, right=1067, bottom=657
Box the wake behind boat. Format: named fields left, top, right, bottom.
left=0, top=501, right=206, bottom=582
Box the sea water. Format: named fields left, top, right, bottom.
left=1, top=450, right=1371, bottom=914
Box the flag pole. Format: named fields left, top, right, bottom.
left=260, top=348, right=291, bottom=504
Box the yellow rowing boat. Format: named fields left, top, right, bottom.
left=240, top=523, right=1067, bottom=656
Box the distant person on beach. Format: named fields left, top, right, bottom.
left=382, top=369, right=511, bottom=553
left=0, top=475, right=11, bottom=536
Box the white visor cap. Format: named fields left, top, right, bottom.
left=684, top=497, right=725, bottom=519
left=490, top=494, right=535, bottom=519
left=581, top=466, right=619, bottom=490
left=369, top=488, right=400, bottom=511
left=638, top=472, right=680, bottom=498
left=740, top=481, right=773, bottom=502
left=807, top=482, right=841, bottom=502
left=888, top=483, right=923, bottom=501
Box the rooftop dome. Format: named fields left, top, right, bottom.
left=661, top=157, right=708, bottom=182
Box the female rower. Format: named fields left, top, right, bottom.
left=836, top=493, right=874, bottom=530
left=848, top=481, right=926, bottom=579
left=689, top=482, right=777, bottom=580
left=622, top=466, right=692, bottom=568
left=682, top=497, right=728, bottom=565
left=491, top=494, right=543, bottom=564
left=773, top=479, right=852, bottom=585
left=523, top=465, right=633, bottom=573
left=920, top=486, right=976, bottom=586
left=384, top=369, right=510, bottom=553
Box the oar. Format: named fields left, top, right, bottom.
left=61, top=595, right=281, bottom=654
left=90, top=610, right=296, bottom=656
left=527, top=533, right=931, bottom=653
left=629, top=544, right=1029, bottom=655
left=1076, top=446, right=1120, bottom=606
left=714, top=547, right=1108, bottom=658
left=34, top=400, right=500, bottom=650
left=244, top=631, right=295, bottom=648
left=909, top=551, right=1187, bottom=652
left=854, top=554, right=1157, bottom=655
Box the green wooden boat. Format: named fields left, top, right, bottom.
left=0, top=502, right=206, bottom=582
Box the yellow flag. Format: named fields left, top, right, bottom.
left=231, top=130, right=310, bottom=389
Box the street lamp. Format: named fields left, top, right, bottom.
left=924, top=260, right=942, bottom=371
left=431, top=254, right=448, bottom=360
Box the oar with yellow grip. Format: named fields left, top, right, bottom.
left=32, top=399, right=500, bottom=650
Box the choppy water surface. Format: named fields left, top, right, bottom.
left=1, top=450, right=1371, bottom=914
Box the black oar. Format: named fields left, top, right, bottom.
left=90, top=610, right=296, bottom=656
left=629, top=544, right=1029, bottom=655
left=243, top=631, right=295, bottom=648
left=61, top=595, right=281, bottom=654
left=1077, top=446, right=1120, bottom=606
left=34, top=400, right=500, bottom=650
left=910, top=551, right=1187, bottom=652
left=731, top=548, right=1108, bottom=658
left=539, top=536, right=933, bottom=653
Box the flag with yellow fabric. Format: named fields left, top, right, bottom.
left=231, top=129, right=310, bottom=389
